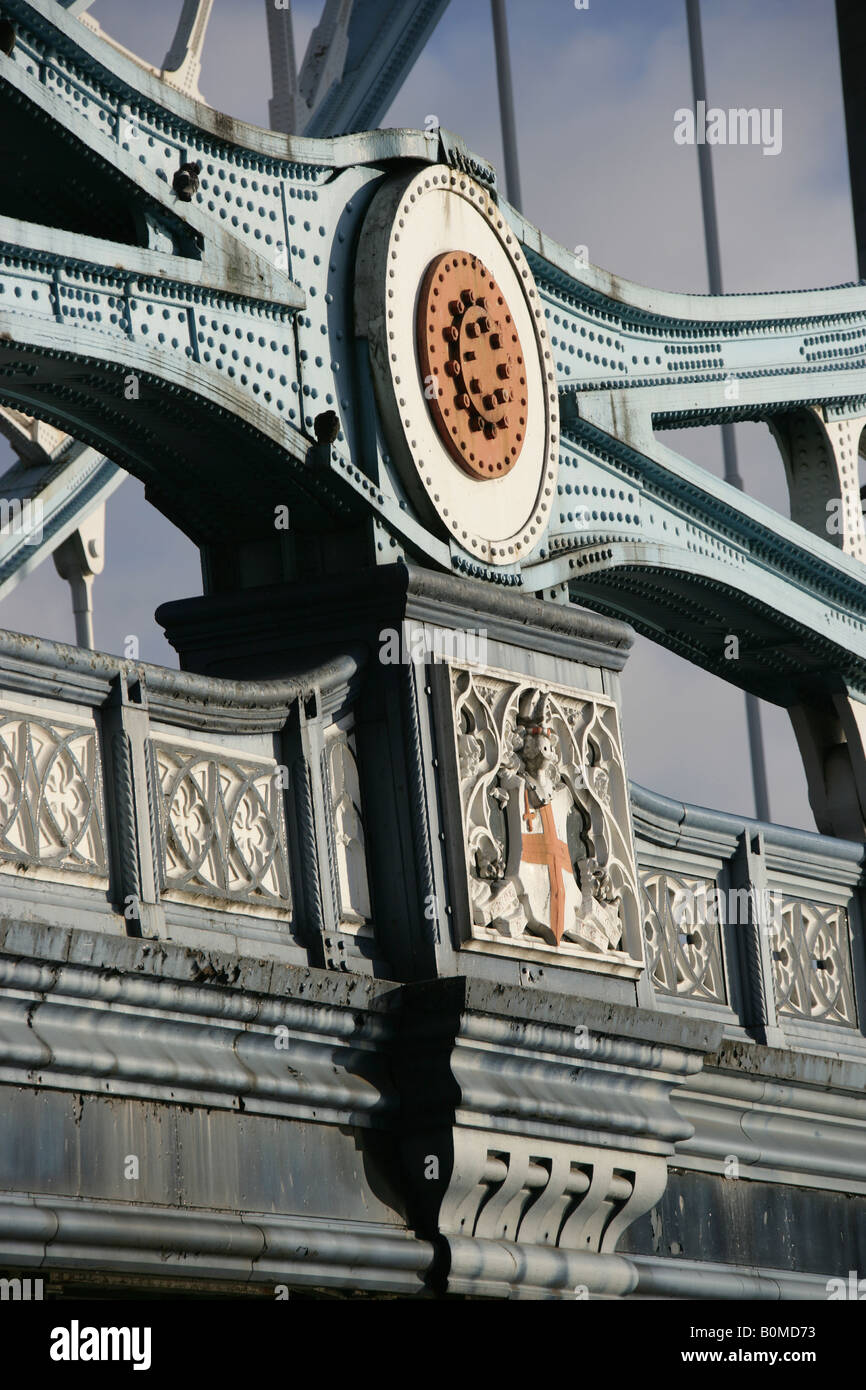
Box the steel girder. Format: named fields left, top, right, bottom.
left=290, top=0, right=453, bottom=138
left=0, top=0, right=448, bottom=605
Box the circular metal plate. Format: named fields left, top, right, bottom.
left=355, top=166, right=559, bottom=566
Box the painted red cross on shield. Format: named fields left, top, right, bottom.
left=521, top=792, right=574, bottom=945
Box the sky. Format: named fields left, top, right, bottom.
left=0, top=0, right=856, bottom=833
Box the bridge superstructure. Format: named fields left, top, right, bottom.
left=0, top=0, right=864, bottom=1299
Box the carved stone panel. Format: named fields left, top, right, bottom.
left=0, top=709, right=106, bottom=882
left=770, top=898, right=856, bottom=1027
left=323, top=727, right=372, bottom=930
left=152, top=738, right=291, bottom=915
left=445, top=664, right=643, bottom=973
left=640, top=870, right=727, bottom=1005
left=440, top=1131, right=666, bottom=1257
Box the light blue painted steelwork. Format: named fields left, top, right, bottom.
left=294, top=0, right=453, bottom=137
left=0, top=422, right=123, bottom=598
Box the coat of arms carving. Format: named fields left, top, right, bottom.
left=448, top=665, right=643, bottom=970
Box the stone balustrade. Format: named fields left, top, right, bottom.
left=0, top=628, right=862, bottom=1061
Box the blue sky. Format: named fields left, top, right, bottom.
left=0, top=0, right=855, bottom=830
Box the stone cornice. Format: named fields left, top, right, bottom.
left=0, top=629, right=362, bottom=730
left=0, top=920, right=396, bottom=1124
left=0, top=1195, right=432, bottom=1294
left=157, top=561, right=635, bottom=676
left=397, top=977, right=720, bottom=1156
left=631, top=781, right=866, bottom=883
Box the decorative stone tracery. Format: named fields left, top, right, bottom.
left=0, top=712, right=106, bottom=879
left=640, top=869, right=727, bottom=1004
left=770, top=897, right=856, bottom=1026
left=153, top=739, right=291, bottom=911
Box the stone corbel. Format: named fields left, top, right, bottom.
left=396, top=978, right=720, bottom=1298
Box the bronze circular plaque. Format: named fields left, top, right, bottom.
left=416, top=251, right=528, bottom=481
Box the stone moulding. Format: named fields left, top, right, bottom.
left=674, top=1043, right=866, bottom=1195
left=155, top=561, right=635, bottom=675
left=0, top=918, right=433, bottom=1293
left=0, top=630, right=361, bottom=728
left=0, top=920, right=393, bottom=1121
left=1, top=920, right=864, bottom=1298
left=0, top=919, right=719, bottom=1301
left=629, top=1256, right=833, bottom=1301
left=0, top=1197, right=432, bottom=1295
